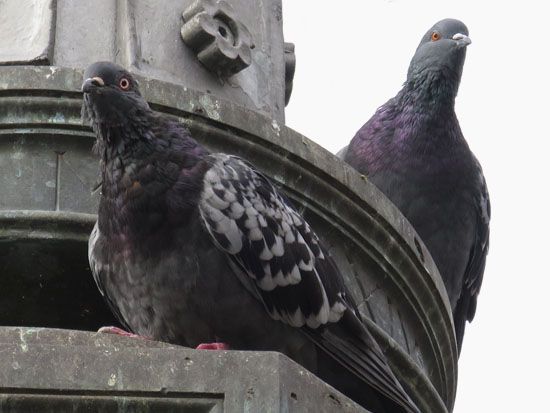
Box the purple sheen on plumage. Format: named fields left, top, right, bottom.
left=342, top=19, right=489, bottom=355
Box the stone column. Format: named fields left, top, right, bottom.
left=0, top=1, right=457, bottom=412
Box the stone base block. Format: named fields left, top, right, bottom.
left=0, top=327, right=368, bottom=412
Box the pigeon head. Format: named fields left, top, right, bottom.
left=407, top=19, right=470, bottom=90
left=82, top=61, right=149, bottom=127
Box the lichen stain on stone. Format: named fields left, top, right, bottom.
left=46, top=66, right=58, bottom=79
left=272, top=174, right=285, bottom=184
left=183, top=356, right=194, bottom=368
left=198, top=95, right=221, bottom=121
left=271, top=119, right=280, bottom=135
left=49, top=112, right=66, bottom=123
left=18, top=328, right=29, bottom=353
left=107, top=372, right=117, bottom=387
left=11, top=151, right=24, bottom=160
left=45, top=180, right=55, bottom=188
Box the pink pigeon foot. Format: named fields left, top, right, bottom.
left=97, top=326, right=149, bottom=339
left=196, top=342, right=230, bottom=350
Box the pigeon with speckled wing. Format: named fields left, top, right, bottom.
left=83, top=61, right=419, bottom=413
left=340, top=19, right=490, bottom=354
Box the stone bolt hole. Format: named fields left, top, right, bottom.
left=214, top=16, right=236, bottom=46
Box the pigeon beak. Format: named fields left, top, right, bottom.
left=82, top=76, right=105, bottom=93
left=452, top=33, right=472, bottom=48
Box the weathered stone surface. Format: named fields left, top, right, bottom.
left=0, top=327, right=368, bottom=413
left=0, top=0, right=56, bottom=65
left=0, top=66, right=456, bottom=413
left=51, top=0, right=286, bottom=122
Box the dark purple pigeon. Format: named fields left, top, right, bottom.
left=82, top=61, right=419, bottom=413
left=339, top=19, right=490, bottom=354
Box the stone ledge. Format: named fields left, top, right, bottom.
left=0, top=327, right=368, bottom=412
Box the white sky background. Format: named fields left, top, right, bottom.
left=283, top=1, right=550, bottom=412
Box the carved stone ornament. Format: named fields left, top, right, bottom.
left=180, top=0, right=254, bottom=78
left=284, top=42, right=296, bottom=106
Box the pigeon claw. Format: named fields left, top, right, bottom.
left=97, top=326, right=148, bottom=339
left=196, top=342, right=230, bottom=350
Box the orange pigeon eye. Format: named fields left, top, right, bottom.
left=119, top=77, right=130, bottom=90
left=431, top=32, right=441, bottom=41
